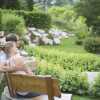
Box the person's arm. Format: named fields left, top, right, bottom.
left=0, top=56, right=27, bottom=72
left=11, top=56, right=33, bottom=75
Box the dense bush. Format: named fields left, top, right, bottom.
left=36, top=59, right=89, bottom=95
left=25, top=12, right=51, bottom=30
left=48, top=6, right=76, bottom=31
left=48, top=6, right=90, bottom=38
left=1, top=13, right=27, bottom=36
left=60, top=71, right=88, bottom=94
left=73, top=16, right=91, bottom=40
left=84, top=37, right=100, bottom=53
left=0, top=9, right=52, bottom=30
left=25, top=46, right=100, bottom=72
left=0, top=0, right=34, bottom=11
left=75, top=39, right=83, bottom=45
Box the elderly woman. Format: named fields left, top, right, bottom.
left=0, top=42, right=41, bottom=100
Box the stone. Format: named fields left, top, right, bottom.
left=53, top=38, right=61, bottom=45
left=48, top=39, right=53, bottom=45
left=41, top=36, right=49, bottom=45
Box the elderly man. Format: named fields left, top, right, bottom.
left=0, top=44, right=7, bottom=85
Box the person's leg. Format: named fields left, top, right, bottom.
left=16, top=92, right=42, bottom=98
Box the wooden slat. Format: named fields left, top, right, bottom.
left=9, top=74, right=48, bottom=94
left=7, top=73, right=61, bottom=99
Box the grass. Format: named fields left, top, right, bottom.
left=72, top=95, right=100, bottom=100
left=39, top=37, right=88, bottom=53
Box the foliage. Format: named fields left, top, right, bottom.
left=73, top=16, right=91, bottom=39
left=0, top=0, right=20, bottom=10
left=0, top=0, right=34, bottom=11
left=48, top=6, right=90, bottom=39
left=25, top=45, right=100, bottom=72
left=33, top=4, right=44, bottom=12
left=24, top=38, right=100, bottom=96
left=0, top=9, right=52, bottom=30
left=75, top=39, right=83, bottom=45
left=72, top=95, right=100, bottom=100
left=48, top=5, right=76, bottom=31
left=84, top=37, right=100, bottom=53
left=92, top=73, right=100, bottom=97
left=75, top=0, right=100, bottom=35
left=25, top=12, right=51, bottom=30
left=1, top=13, right=27, bottom=36
left=24, top=45, right=35, bottom=56
left=60, top=71, right=88, bottom=94
left=35, top=59, right=88, bottom=95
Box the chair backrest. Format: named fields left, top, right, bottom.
left=5, top=73, right=61, bottom=100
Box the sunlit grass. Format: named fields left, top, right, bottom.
left=72, top=95, right=100, bottom=100
left=39, top=37, right=88, bottom=53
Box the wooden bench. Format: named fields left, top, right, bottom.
left=3, top=73, right=72, bottom=100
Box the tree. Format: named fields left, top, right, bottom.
left=26, top=0, right=34, bottom=10
left=76, top=0, right=100, bottom=35
left=0, top=0, right=34, bottom=10
left=0, top=0, right=20, bottom=9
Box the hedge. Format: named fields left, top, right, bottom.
left=84, top=37, right=100, bottom=53
left=0, top=9, right=51, bottom=30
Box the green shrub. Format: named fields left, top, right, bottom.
left=60, top=71, right=88, bottom=94
left=24, top=45, right=35, bottom=56
left=36, top=59, right=65, bottom=78
left=35, top=59, right=89, bottom=95
left=25, top=12, right=51, bottom=30
left=1, top=13, right=27, bottom=36
left=92, top=73, right=100, bottom=97
left=73, top=16, right=91, bottom=40
left=75, top=39, right=83, bottom=45
left=84, top=37, right=100, bottom=53
left=33, top=47, right=100, bottom=71
left=0, top=9, right=52, bottom=30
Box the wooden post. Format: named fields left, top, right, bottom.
left=46, top=77, right=54, bottom=100
left=4, top=72, right=16, bottom=97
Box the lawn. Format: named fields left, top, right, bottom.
left=72, top=95, right=100, bottom=100
left=39, top=37, right=88, bottom=53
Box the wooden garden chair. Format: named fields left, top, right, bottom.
left=4, top=73, right=72, bottom=100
